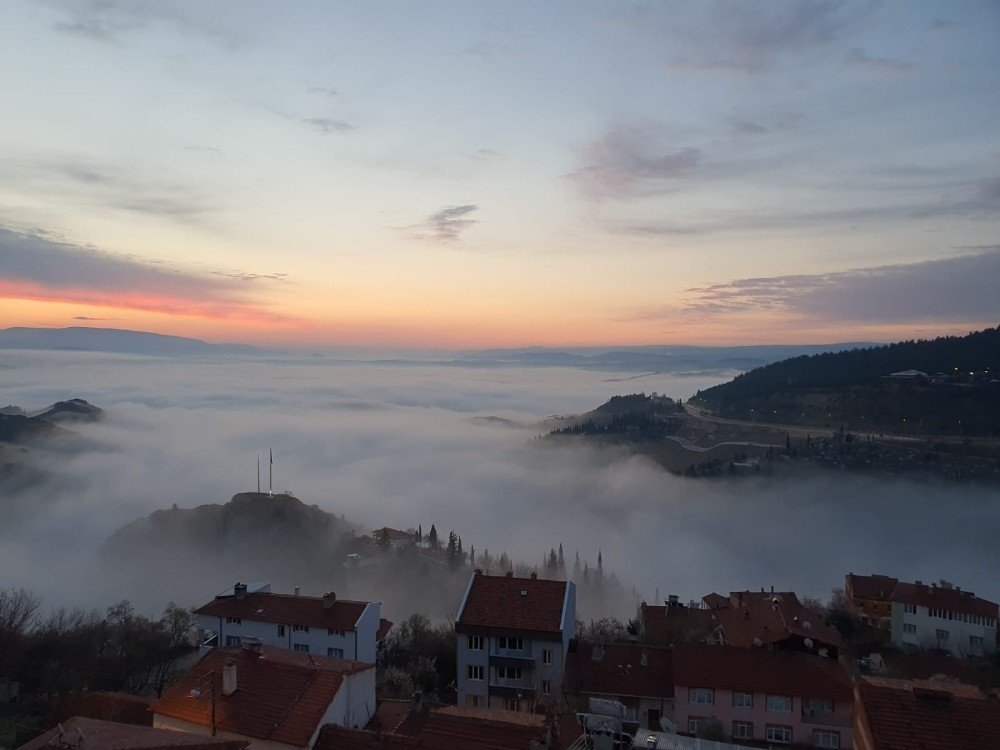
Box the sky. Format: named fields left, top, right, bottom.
left=1, top=0, right=998, bottom=347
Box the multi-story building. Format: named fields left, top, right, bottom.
left=455, top=570, right=575, bottom=712
left=889, top=580, right=998, bottom=656
left=195, top=582, right=385, bottom=664
left=709, top=590, right=843, bottom=658
left=846, top=574, right=998, bottom=656
left=673, top=645, right=854, bottom=748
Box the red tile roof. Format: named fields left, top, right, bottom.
left=17, top=717, right=248, bottom=750
left=195, top=591, right=370, bottom=631
left=889, top=582, right=998, bottom=619
left=376, top=618, right=393, bottom=643
left=857, top=677, right=1000, bottom=750
left=673, top=644, right=853, bottom=700
left=716, top=591, right=843, bottom=651
left=876, top=652, right=982, bottom=683
left=846, top=574, right=899, bottom=602
left=565, top=642, right=673, bottom=700
left=48, top=691, right=154, bottom=727
left=151, top=646, right=372, bottom=748
left=314, top=707, right=547, bottom=750
left=371, top=527, right=416, bottom=542
left=456, top=572, right=568, bottom=636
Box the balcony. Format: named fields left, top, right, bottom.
left=489, top=653, right=535, bottom=669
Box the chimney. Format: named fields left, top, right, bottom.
left=410, top=690, right=425, bottom=714
left=592, top=644, right=605, bottom=662
left=294, top=586, right=301, bottom=597
left=506, top=571, right=513, bottom=578
left=530, top=571, right=538, bottom=580
left=222, top=660, right=237, bottom=696
left=770, top=585, right=774, bottom=593
left=323, top=592, right=337, bottom=610
left=474, top=568, right=483, bottom=575
left=234, top=582, right=248, bottom=600
left=640, top=651, right=649, bottom=667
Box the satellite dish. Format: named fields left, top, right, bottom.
left=802, top=620, right=813, bottom=631
left=752, top=637, right=764, bottom=647
left=804, top=637, right=815, bottom=650
left=659, top=717, right=677, bottom=734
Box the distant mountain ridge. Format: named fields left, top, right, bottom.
left=0, top=327, right=259, bottom=356
left=692, top=327, right=1000, bottom=436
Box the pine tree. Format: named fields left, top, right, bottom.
left=458, top=536, right=464, bottom=558
left=557, top=543, right=566, bottom=576
left=469, top=545, right=476, bottom=566
left=447, top=531, right=457, bottom=558
left=499, top=551, right=511, bottom=572
left=573, top=550, right=581, bottom=580
left=428, top=524, right=439, bottom=550
left=417, top=524, right=423, bottom=543
left=547, top=548, right=558, bottom=574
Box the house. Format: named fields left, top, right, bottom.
left=847, top=574, right=998, bottom=656
left=886, top=370, right=928, bottom=380
left=17, top=717, right=249, bottom=750
left=854, top=676, right=1000, bottom=749
left=709, top=590, right=843, bottom=658
left=313, top=704, right=555, bottom=749
left=369, top=527, right=416, bottom=549
left=673, top=645, right=854, bottom=748
left=195, top=582, right=385, bottom=664
left=454, top=570, right=575, bottom=712
left=846, top=573, right=899, bottom=625
left=564, top=642, right=674, bottom=732
left=152, top=644, right=375, bottom=750
left=637, top=596, right=719, bottom=646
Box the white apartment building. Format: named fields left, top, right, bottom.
left=195, top=582, right=385, bottom=664
left=889, top=580, right=998, bottom=657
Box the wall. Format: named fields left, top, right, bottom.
left=891, top=602, right=997, bottom=656
left=673, top=685, right=853, bottom=748
left=153, top=713, right=299, bottom=750
left=197, top=614, right=362, bottom=660
left=352, top=602, right=380, bottom=663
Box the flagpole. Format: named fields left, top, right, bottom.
left=269, top=448, right=273, bottom=498
left=257, top=453, right=260, bottom=494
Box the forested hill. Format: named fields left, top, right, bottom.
left=691, top=327, right=1000, bottom=436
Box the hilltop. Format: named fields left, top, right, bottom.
left=691, top=327, right=1000, bottom=437
left=0, top=327, right=259, bottom=356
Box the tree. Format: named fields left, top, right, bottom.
left=428, top=525, right=439, bottom=550
left=546, top=548, right=558, bottom=575
left=557, top=544, right=566, bottom=577
left=573, top=551, right=581, bottom=580
left=469, top=545, right=476, bottom=567
left=416, top=524, right=423, bottom=543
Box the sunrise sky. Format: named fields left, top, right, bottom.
left=1, top=1, right=998, bottom=347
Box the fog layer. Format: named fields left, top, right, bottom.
left=2, top=351, right=997, bottom=617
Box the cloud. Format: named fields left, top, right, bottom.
left=634, top=247, right=1000, bottom=325
left=567, top=125, right=702, bottom=199
left=47, top=0, right=238, bottom=46
left=847, top=46, right=914, bottom=74
left=2, top=351, right=998, bottom=624
left=0, top=226, right=291, bottom=322
left=302, top=117, right=355, bottom=134
left=666, top=0, right=853, bottom=74
left=470, top=149, right=502, bottom=162
left=409, top=204, right=480, bottom=243
left=72, top=316, right=121, bottom=321
left=0, top=158, right=215, bottom=224
left=308, top=86, right=339, bottom=98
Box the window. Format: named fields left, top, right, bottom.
left=903, top=603, right=916, bottom=614
left=466, top=695, right=482, bottom=708
left=805, top=697, right=834, bottom=713
left=971, top=635, right=984, bottom=649
left=687, top=717, right=708, bottom=734
left=732, top=691, right=753, bottom=708
left=732, top=720, right=753, bottom=740
left=503, top=697, right=521, bottom=712
left=293, top=625, right=310, bottom=633
left=936, top=629, right=949, bottom=641
left=278, top=624, right=285, bottom=637
left=542, top=680, right=552, bottom=695
left=327, top=647, right=344, bottom=658
left=542, top=648, right=553, bottom=665
left=327, top=629, right=345, bottom=637
left=903, top=623, right=916, bottom=634
left=646, top=708, right=660, bottom=730
left=293, top=643, right=309, bottom=653
left=467, top=665, right=484, bottom=681
left=766, top=725, right=793, bottom=744
left=497, top=666, right=523, bottom=680
left=468, top=635, right=484, bottom=651
left=225, top=617, right=241, bottom=625
left=498, top=636, right=523, bottom=650
left=225, top=635, right=242, bottom=646
left=767, top=695, right=793, bottom=713
left=689, top=687, right=714, bottom=705
left=814, top=729, right=840, bottom=748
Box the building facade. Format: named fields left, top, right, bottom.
left=455, top=570, right=575, bottom=712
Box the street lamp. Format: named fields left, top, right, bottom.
left=188, top=676, right=217, bottom=736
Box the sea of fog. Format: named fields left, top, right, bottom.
left=2, top=350, right=999, bottom=616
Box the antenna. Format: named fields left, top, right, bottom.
left=269, top=448, right=273, bottom=498
left=257, top=452, right=260, bottom=494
